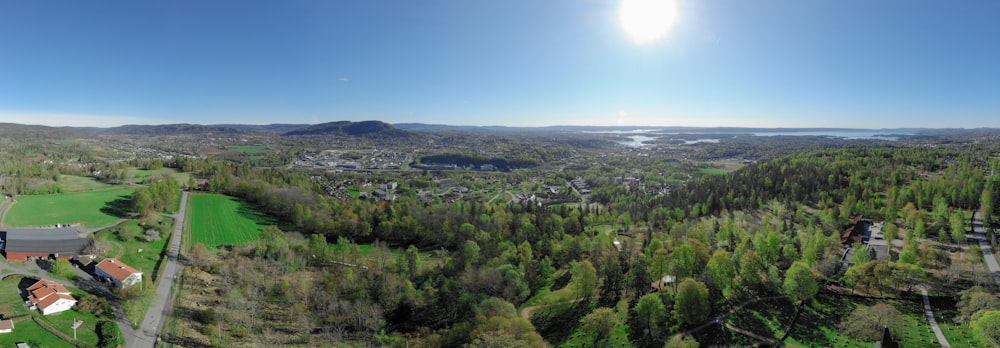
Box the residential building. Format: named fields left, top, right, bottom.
left=26, top=279, right=76, bottom=315
left=95, top=258, right=143, bottom=288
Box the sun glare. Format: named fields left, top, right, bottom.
left=619, top=0, right=678, bottom=44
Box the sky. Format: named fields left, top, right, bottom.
left=1, top=0, right=999, bottom=128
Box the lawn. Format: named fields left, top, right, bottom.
left=58, top=175, right=113, bottom=192
left=699, top=168, right=728, bottom=175
left=4, top=188, right=135, bottom=228
left=783, top=293, right=973, bottom=347
left=186, top=193, right=274, bottom=248
left=95, top=219, right=173, bottom=281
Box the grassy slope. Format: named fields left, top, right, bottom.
left=58, top=175, right=113, bottom=192
left=127, top=167, right=191, bottom=186
left=4, top=188, right=135, bottom=228
left=186, top=193, right=272, bottom=248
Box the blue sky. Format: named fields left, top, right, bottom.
left=1, top=0, right=998, bottom=128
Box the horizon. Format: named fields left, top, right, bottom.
left=2, top=1, right=999, bottom=128
left=0, top=119, right=976, bottom=132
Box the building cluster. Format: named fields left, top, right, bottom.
left=569, top=177, right=591, bottom=194
left=0, top=227, right=145, bottom=337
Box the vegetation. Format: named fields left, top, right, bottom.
left=185, top=193, right=274, bottom=248
left=4, top=187, right=135, bottom=227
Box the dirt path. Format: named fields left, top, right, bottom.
left=919, top=285, right=952, bottom=348
left=519, top=296, right=595, bottom=320
left=972, top=211, right=1000, bottom=289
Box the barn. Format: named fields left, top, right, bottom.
left=1, top=227, right=95, bottom=260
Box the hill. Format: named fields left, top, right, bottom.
left=0, top=123, right=82, bottom=141
left=212, top=124, right=308, bottom=134
left=99, top=124, right=248, bottom=135
left=282, top=120, right=409, bottom=137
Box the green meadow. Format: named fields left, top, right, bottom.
left=185, top=193, right=274, bottom=248
left=4, top=188, right=135, bottom=228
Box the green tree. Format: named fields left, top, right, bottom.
left=706, top=250, right=735, bottom=297
left=972, top=310, right=1000, bottom=347
left=51, top=259, right=76, bottom=280
left=674, top=278, right=710, bottom=325
left=572, top=260, right=598, bottom=300
left=579, top=307, right=619, bottom=346
left=405, top=245, right=420, bottom=277
left=839, top=303, right=904, bottom=341
left=664, top=335, right=699, bottom=348
left=783, top=261, right=818, bottom=303
left=850, top=243, right=871, bottom=265
left=883, top=222, right=898, bottom=241
left=951, top=211, right=967, bottom=242
left=958, top=287, right=1000, bottom=322
left=634, top=293, right=667, bottom=338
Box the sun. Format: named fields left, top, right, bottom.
left=619, top=0, right=679, bottom=44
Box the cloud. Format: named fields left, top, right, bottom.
left=338, top=77, right=350, bottom=82
left=0, top=110, right=170, bottom=127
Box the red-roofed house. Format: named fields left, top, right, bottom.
left=95, top=258, right=142, bottom=288
left=26, top=279, right=76, bottom=315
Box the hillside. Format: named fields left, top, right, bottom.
left=100, top=124, right=248, bottom=135
left=282, top=120, right=409, bottom=137
left=0, top=123, right=82, bottom=141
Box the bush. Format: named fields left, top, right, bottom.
left=144, top=229, right=161, bottom=242
left=77, top=296, right=112, bottom=318
left=98, top=320, right=123, bottom=348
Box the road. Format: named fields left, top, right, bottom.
left=971, top=211, right=1000, bottom=289
left=918, top=285, right=951, bottom=348
left=126, top=190, right=188, bottom=348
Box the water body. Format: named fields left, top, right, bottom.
left=618, top=135, right=656, bottom=147
left=751, top=130, right=911, bottom=141
left=605, top=129, right=911, bottom=147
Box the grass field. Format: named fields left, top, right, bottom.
left=58, top=175, right=113, bottom=192
left=229, top=145, right=268, bottom=154
left=4, top=188, right=135, bottom=228
left=699, top=168, right=728, bottom=175
left=186, top=194, right=274, bottom=248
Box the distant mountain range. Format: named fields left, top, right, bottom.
left=0, top=121, right=996, bottom=139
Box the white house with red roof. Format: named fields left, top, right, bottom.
left=95, top=258, right=142, bottom=288
left=26, top=279, right=77, bottom=315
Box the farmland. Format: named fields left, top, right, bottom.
left=185, top=193, right=273, bottom=248
left=3, top=188, right=135, bottom=228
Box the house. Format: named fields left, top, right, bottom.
left=95, top=258, right=142, bottom=288
left=0, top=319, right=12, bottom=333
left=839, top=215, right=866, bottom=245
left=26, top=279, right=76, bottom=315
left=1, top=227, right=95, bottom=260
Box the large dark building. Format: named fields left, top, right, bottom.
left=1, top=227, right=95, bottom=260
